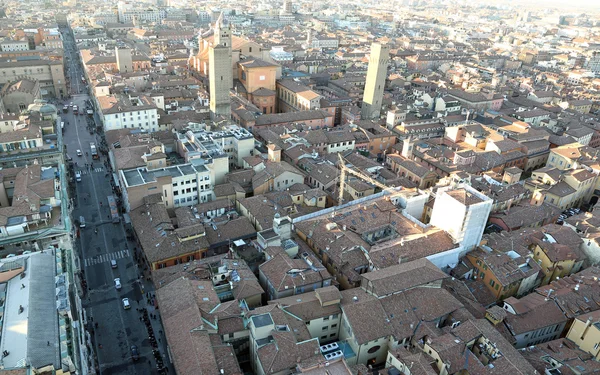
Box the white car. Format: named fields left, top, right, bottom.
left=122, top=298, right=130, bottom=310
left=76, top=149, right=82, bottom=156
left=114, top=278, right=122, bottom=290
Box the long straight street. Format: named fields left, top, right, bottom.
left=59, top=27, right=171, bottom=375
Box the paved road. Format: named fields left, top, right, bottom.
left=60, top=27, right=171, bottom=375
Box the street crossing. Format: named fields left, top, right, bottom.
left=76, top=167, right=104, bottom=175
left=84, top=249, right=130, bottom=267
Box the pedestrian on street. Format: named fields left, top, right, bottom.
left=139, top=316, right=142, bottom=322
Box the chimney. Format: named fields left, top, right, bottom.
left=581, top=316, right=594, bottom=340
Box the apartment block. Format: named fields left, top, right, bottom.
left=97, top=94, right=160, bottom=132
left=176, top=125, right=254, bottom=169
left=120, top=160, right=215, bottom=211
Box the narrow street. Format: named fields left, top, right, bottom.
left=59, top=27, right=172, bottom=375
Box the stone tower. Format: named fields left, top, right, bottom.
left=361, top=43, right=389, bottom=120
left=209, top=13, right=232, bottom=120
left=282, top=0, right=293, bottom=14
left=401, top=136, right=414, bottom=159
left=213, top=12, right=231, bottom=49
left=115, top=46, right=133, bottom=73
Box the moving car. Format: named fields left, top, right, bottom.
left=76, top=149, right=82, bottom=156
left=111, top=259, right=117, bottom=269
left=122, top=298, right=130, bottom=310
left=79, top=216, right=85, bottom=228
left=130, top=345, right=139, bottom=361
left=75, top=172, right=81, bottom=182
left=114, top=278, right=122, bottom=290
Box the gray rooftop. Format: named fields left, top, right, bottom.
left=0, top=251, right=59, bottom=369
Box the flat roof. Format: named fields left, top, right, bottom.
left=251, top=313, right=274, bottom=328
left=122, top=163, right=209, bottom=187
left=0, top=251, right=59, bottom=369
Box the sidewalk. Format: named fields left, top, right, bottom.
left=129, top=238, right=173, bottom=374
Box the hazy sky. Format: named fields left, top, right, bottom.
left=505, top=0, right=600, bottom=10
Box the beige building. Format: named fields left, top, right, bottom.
left=0, top=79, right=41, bottom=114
left=247, top=304, right=322, bottom=375
left=546, top=143, right=595, bottom=171
left=0, top=39, right=29, bottom=52
left=0, top=59, right=66, bottom=98
left=526, top=167, right=597, bottom=209
left=268, top=286, right=343, bottom=344
left=339, top=259, right=462, bottom=366
left=566, top=310, right=600, bottom=359
left=276, top=79, right=321, bottom=113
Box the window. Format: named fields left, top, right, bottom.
left=321, top=335, right=327, bottom=340
left=322, top=326, right=328, bottom=331
left=367, top=345, right=381, bottom=354
left=331, top=324, right=337, bottom=328
left=323, top=316, right=330, bottom=321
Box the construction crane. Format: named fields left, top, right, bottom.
left=337, top=153, right=401, bottom=206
